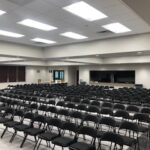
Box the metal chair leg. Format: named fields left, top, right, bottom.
left=33, top=138, right=39, bottom=150
left=52, top=145, right=55, bottom=150
left=1, top=127, right=8, bottom=138
left=20, top=134, right=28, bottom=148
left=36, top=139, right=42, bottom=150
left=10, top=130, right=17, bottom=143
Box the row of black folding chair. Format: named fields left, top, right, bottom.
left=60, top=99, right=150, bottom=115
left=35, top=118, right=140, bottom=150
left=0, top=105, right=145, bottom=150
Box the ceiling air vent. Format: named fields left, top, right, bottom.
left=96, top=30, right=113, bottom=34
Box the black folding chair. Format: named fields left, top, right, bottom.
left=69, top=126, right=97, bottom=150
left=52, top=122, right=78, bottom=150
left=20, top=115, right=46, bottom=148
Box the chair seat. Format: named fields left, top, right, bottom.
left=120, top=136, right=137, bottom=146
left=52, top=137, right=75, bottom=147
left=0, top=118, right=12, bottom=123
left=115, top=121, right=122, bottom=127
left=69, top=142, right=96, bottom=150
left=0, top=107, right=7, bottom=112
left=39, top=132, right=58, bottom=141
left=14, top=124, right=31, bottom=131
left=4, top=121, right=20, bottom=127
left=25, top=128, right=45, bottom=136
left=45, top=117, right=52, bottom=122
left=96, top=131, right=105, bottom=138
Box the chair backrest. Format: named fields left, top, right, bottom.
left=87, top=106, right=100, bottom=114
left=81, top=99, right=90, bottom=105
left=76, top=104, right=87, bottom=111
left=70, top=111, right=83, bottom=119
left=90, top=101, right=100, bottom=107
left=30, top=103, right=38, bottom=110
left=78, top=126, right=97, bottom=142
left=114, top=104, right=125, bottom=110
left=99, top=117, right=116, bottom=128
left=100, top=132, right=123, bottom=148
left=48, top=100, right=55, bottom=105
left=47, top=118, right=62, bottom=129
left=72, top=98, right=81, bottom=103
left=133, top=113, right=149, bottom=123
left=33, top=115, right=46, bottom=128
left=65, top=102, right=75, bottom=109
left=21, top=112, right=34, bottom=126
left=100, top=108, right=113, bottom=116
left=56, top=101, right=65, bottom=107
left=38, top=105, right=47, bottom=111
left=141, top=107, right=150, bottom=114
left=126, top=105, right=139, bottom=112
left=12, top=109, right=24, bottom=121
left=4, top=108, right=14, bottom=117
left=46, top=106, right=57, bottom=113
left=61, top=122, right=78, bottom=133
left=14, top=109, right=24, bottom=117
left=114, top=110, right=130, bottom=119
left=57, top=109, right=69, bottom=116
left=102, top=102, right=113, bottom=108
left=83, top=114, right=99, bottom=124
left=119, top=121, right=139, bottom=133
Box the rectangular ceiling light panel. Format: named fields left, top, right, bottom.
left=0, top=57, right=24, bottom=62
left=63, top=1, right=107, bottom=21
left=0, top=10, right=6, bottom=16
left=0, top=30, right=24, bottom=38
left=61, top=32, right=88, bottom=39
left=102, top=23, right=131, bottom=33
left=18, top=19, right=57, bottom=31
left=31, top=38, right=56, bottom=44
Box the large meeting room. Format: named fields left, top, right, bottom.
left=0, top=0, right=150, bottom=150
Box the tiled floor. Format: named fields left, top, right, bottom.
left=0, top=124, right=149, bottom=150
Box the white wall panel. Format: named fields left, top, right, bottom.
left=79, top=64, right=150, bottom=88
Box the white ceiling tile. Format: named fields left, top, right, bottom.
left=0, top=0, right=149, bottom=47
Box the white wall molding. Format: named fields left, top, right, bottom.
left=44, top=33, right=150, bottom=58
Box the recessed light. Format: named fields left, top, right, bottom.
left=0, top=30, right=24, bottom=38
left=0, top=10, right=6, bottom=16
left=31, top=38, right=56, bottom=44
left=102, top=23, right=131, bottom=33
left=61, top=32, right=88, bottom=39
left=63, top=1, right=107, bottom=21
left=18, top=19, right=57, bottom=31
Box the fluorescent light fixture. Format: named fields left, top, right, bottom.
left=18, top=19, right=57, bottom=31
left=61, top=32, right=88, bottom=39
left=63, top=1, right=107, bottom=21
left=0, top=10, right=6, bottom=16
left=0, top=30, right=24, bottom=38
left=102, top=23, right=131, bottom=33
left=31, top=38, right=56, bottom=44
